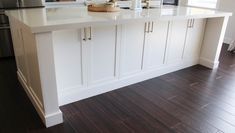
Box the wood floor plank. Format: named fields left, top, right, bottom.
left=104, top=92, right=175, bottom=133
left=115, top=88, right=200, bottom=133
left=72, top=98, right=135, bottom=133
left=158, top=74, right=235, bottom=132
left=160, top=73, right=235, bottom=114
left=129, top=83, right=219, bottom=133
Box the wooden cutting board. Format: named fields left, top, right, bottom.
left=88, top=5, right=120, bottom=12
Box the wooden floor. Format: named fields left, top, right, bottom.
left=1, top=44, right=235, bottom=133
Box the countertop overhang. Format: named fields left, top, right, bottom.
left=6, top=6, right=232, bottom=33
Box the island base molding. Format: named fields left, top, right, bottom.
left=17, top=70, right=63, bottom=127
left=199, top=57, right=219, bottom=69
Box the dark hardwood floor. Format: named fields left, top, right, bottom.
left=1, top=44, right=235, bottom=133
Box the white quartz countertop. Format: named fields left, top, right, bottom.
left=6, top=6, right=232, bottom=33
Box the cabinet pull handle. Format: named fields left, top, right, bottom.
left=192, top=19, right=195, bottom=28
left=88, top=27, right=92, bottom=40
left=83, top=28, right=87, bottom=41
left=145, top=22, right=148, bottom=33
left=150, top=21, right=154, bottom=33
left=187, top=19, right=192, bottom=28
left=148, top=22, right=151, bottom=33
left=190, top=19, right=193, bottom=28
left=187, top=19, right=191, bottom=28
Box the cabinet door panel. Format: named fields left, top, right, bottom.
left=120, top=23, right=145, bottom=77
left=21, top=29, right=43, bottom=103
left=167, top=20, right=188, bottom=64
left=184, top=19, right=206, bottom=59
left=53, top=30, right=85, bottom=91
left=88, top=26, right=117, bottom=85
left=144, top=21, right=169, bottom=69
left=10, top=20, right=28, bottom=83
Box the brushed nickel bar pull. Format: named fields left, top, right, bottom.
left=187, top=19, right=191, bottom=28
left=192, top=19, right=195, bottom=28
left=88, top=27, right=92, bottom=40
left=83, top=28, right=87, bottom=41
left=145, top=22, right=148, bottom=33
left=150, top=21, right=154, bottom=33
left=190, top=19, right=193, bottom=28
left=190, top=19, right=192, bottom=28
left=148, top=22, right=151, bottom=33
left=189, top=19, right=193, bottom=28
left=144, top=22, right=147, bottom=33
left=188, top=19, right=193, bottom=28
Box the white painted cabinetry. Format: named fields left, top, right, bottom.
left=53, top=29, right=86, bottom=92
left=167, top=20, right=188, bottom=64
left=53, top=19, right=205, bottom=94
left=10, top=19, right=43, bottom=104
left=166, top=19, right=206, bottom=64
left=10, top=17, right=208, bottom=127
left=9, top=20, right=28, bottom=84
left=86, top=26, right=118, bottom=85
left=53, top=25, right=118, bottom=93
left=143, top=21, right=169, bottom=70
left=183, top=19, right=206, bottom=59
left=119, top=23, right=146, bottom=77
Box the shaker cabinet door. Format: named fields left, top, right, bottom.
left=87, top=25, right=118, bottom=85
left=119, top=23, right=145, bottom=77
left=143, top=21, right=169, bottom=70
left=9, top=20, right=29, bottom=84
left=184, top=19, right=206, bottom=60
left=167, top=20, right=188, bottom=64
left=53, top=29, right=86, bottom=92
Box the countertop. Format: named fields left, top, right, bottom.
left=6, top=6, right=232, bottom=33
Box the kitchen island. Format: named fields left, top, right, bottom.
left=6, top=6, right=232, bottom=127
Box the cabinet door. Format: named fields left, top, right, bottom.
left=87, top=26, right=118, bottom=85
left=120, top=23, right=145, bottom=77
left=167, top=20, right=188, bottom=64
left=184, top=19, right=206, bottom=60
left=9, top=20, right=28, bottom=83
left=53, top=29, right=86, bottom=92
left=144, top=21, right=169, bottom=70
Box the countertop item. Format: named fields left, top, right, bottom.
left=87, top=3, right=120, bottom=12
left=6, top=6, right=232, bottom=33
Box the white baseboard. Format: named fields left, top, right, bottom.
left=45, top=111, right=63, bottom=128
left=58, top=59, right=199, bottom=106
left=17, top=71, right=63, bottom=127
left=199, top=57, right=219, bottom=69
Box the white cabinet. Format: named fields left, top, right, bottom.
left=53, top=29, right=86, bottom=91
left=166, top=19, right=206, bottom=64
left=53, top=25, right=118, bottom=91
left=86, top=26, right=118, bottom=85
left=183, top=19, right=206, bottom=60
left=143, top=21, right=169, bottom=70
left=120, top=23, right=145, bottom=77
left=167, top=20, right=188, bottom=64
left=14, top=19, right=206, bottom=96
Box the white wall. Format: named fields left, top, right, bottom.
left=218, top=0, right=235, bottom=50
